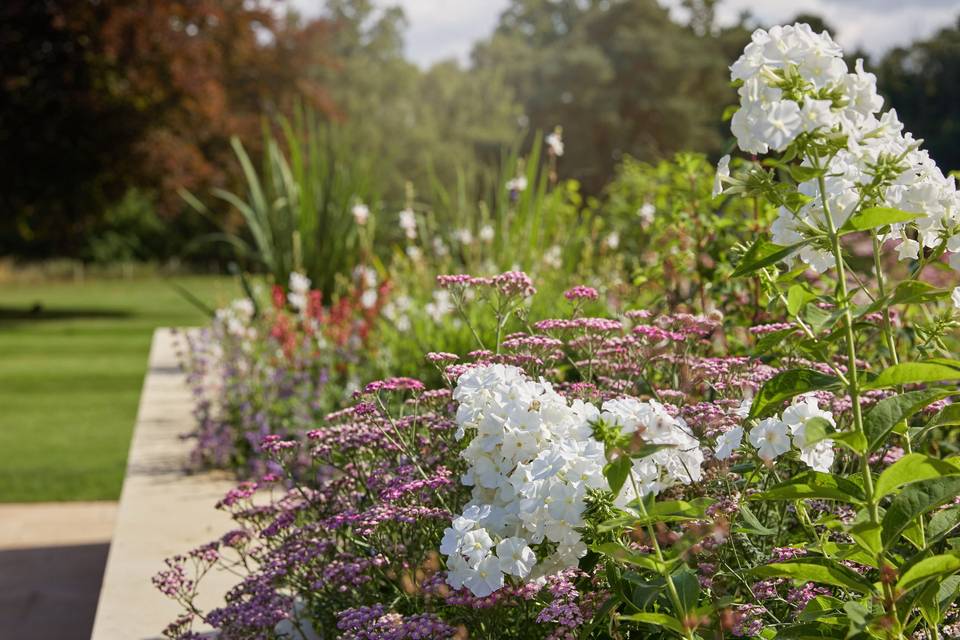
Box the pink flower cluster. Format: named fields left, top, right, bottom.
left=563, top=285, right=599, bottom=301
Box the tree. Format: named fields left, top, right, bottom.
left=877, top=16, right=960, bottom=171
left=305, top=0, right=522, bottom=205
left=0, top=0, right=335, bottom=258
left=471, top=0, right=746, bottom=193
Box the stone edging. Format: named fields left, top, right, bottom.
left=91, top=328, right=237, bottom=640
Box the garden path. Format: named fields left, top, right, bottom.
left=0, top=501, right=116, bottom=639
left=89, top=329, right=237, bottom=640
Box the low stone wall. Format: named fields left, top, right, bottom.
left=91, top=329, right=237, bottom=640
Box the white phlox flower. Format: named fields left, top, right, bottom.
left=749, top=417, right=791, bottom=462
left=443, top=364, right=608, bottom=596
left=545, top=130, right=564, bottom=157
left=287, top=272, right=311, bottom=313
left=713, top=155, right=730, bottom=197
left=780, top=395, right=836, bottom=472
left=398, top=208, right=417, bottom=239
left=729, top=23, right=960, bottom=273
left=351, top=202, right=370, bottom=226
left=600, top=398, right=705, bottom=504
left=714, top=426, right=743, bottom=460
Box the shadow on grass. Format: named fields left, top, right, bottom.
left=0, top=542, right=109, bottom=640
left=0, top=305, right=132, bottom=326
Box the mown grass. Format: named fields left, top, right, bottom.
left=0, top=276, right=239, bottom=502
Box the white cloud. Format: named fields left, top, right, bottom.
left=709, top=0, right=959, bottom=58
left=290, top=0, right=959, bottom=67
left=396, top=0, right=511, bottom=67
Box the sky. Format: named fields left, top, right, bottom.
left=291, top=0, right=960, bottom=68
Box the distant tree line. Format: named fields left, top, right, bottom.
left=1, top=0, right=957, bottom=262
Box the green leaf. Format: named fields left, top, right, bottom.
left=738, top=504, right=777, bottom=536
left=749, top=369, right=841, bottom=419
left=874, top=453, right=960, bottom=498
left=863, top=390, right=954, bottom=453
left=604, top=456, right=632, bottom=497
left=848, top=521, right=883, bottom=557
left=839, top=207, right=920, bottom=233
left=631, top=443, right=676, bottom=459
left=732, top=238, right=812, bottom=278
left=787, top=284, right=819, bottom=316
left=801, top=417, right=835, bottom=446
left=798, top=595, right=844, bottom=622
left=771, top=623, right=848, bottom=639
left=833, top=431, right=869, bottom=454
left=918, top=575, right=960, bottom=628
left=671, top=567, right=700, bottom=612
left=881, top=476, right=960, bottom=548
left=801, top=304, right=835, bottom=333
left=897, top=554, right=960, bottom=593
left=749, top=557, right=875, bottom=593
left=592, top=542, right=672, bottom=573
left=599, top=499, right=713, bottom=531
left=859, top=281, right=952, bottom=318
left=802, top=415, right=866, bottom=453
left=755, top=328, right=797, bottom=354
left=888, top=281, right=952, bottom=306
left=788, top=164, right=826, bottom=183
left=781, top=190, right=815, bottom=214
left=843, top=600, right=871, bottom=635
left=862, top=359, right=960, bottom=390
left=752, top=471, right=865, bottom=504
left=913, top=403, right=960, bottom=444
left=619, top=612, right=686, bottom=635
left=928, top=505, right=960, bottom=545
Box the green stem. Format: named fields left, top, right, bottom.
left=872, top=234, right=928, bottom=553
left=819, top=174, right=900, bottom=633
left=872, top=234, right=902, bottom=372
left=630, top=473, right=696, bottom=640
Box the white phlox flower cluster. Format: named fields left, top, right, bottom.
left=506, top=175, right=528, bottom=193
left=287, top=272, right=311, bottom=316
left=600, top=398, right=705, bottom=505
left=722, top=23, right=960, bottom=273
left=351, top=202, right=370, bottom=226
left=443, top=364, right=607, bottom=596
left=714, top=394, right=836, bottom=472
left=214, top=297, right=256, bottom=341
left=398, top=208, right=417, bottom=240
left=352, top=266, right=379, bottom=310
left=425, top=290, right=453, bottom=318
left=545, top=129, right=564, bottom=157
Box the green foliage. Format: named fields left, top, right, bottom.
left=183, top=107, right=377, bottom=297
left=603, top=152, right=774, bottom=314
left=752, top=471, right=866, bottom=503
left=748, top=369, right=841, bottom=419
left=84, top=188, right=166, bottom=263
left=748, top=558, right=875, bottom=594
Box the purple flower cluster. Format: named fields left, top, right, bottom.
left=337, top=606, right=457, bottom=640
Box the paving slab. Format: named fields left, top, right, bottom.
left=0, top=501, right=118, bottom=640
left=0, top=501, right=116, bottom=549
left=0, top=541, right=110, bottom=640
left=91, top=329, right=238, bottom=640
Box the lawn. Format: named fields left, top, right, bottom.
left=0, top=275, right=239, bottom=502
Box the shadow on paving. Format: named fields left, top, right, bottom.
left=0, top=543, right=109, bottom=640
left=0, top=305, right=132, bottom=326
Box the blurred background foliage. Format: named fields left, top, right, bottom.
left=1, top=0, right=958, bottom=269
